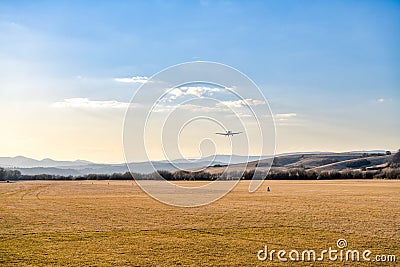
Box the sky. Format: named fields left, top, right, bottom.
left=0, top=0, right=399, bottom=163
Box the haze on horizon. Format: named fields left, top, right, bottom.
left=0, top=1, right=399, bottom=163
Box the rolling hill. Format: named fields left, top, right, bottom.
left=203, top=151, right=394, bottom=174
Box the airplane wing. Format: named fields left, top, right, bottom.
left=215, top=132, right=227, bottom=135
left=231, top=132, right=243, bottom=135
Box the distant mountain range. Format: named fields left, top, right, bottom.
left=0, top=155, right=268, bottom=176
left=0, top=151, right=390, bottom=176
left=0, top=156, right=92, bottom=168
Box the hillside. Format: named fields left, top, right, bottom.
left=204, top=152, right=394, bottom=174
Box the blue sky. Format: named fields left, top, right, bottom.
left=0, top=0, right=399, bottom=162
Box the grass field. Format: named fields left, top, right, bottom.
left=0, top=180, right=399, bottom=266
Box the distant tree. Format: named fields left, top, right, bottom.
left=5, top=169, right=21, bottom=180
left=362, top=171, right=374, bottom=179
left=306, top=170, right=318, bottom=180
left=0, top=168, right=6, bottom=181
left=317, top=171, right=331, bottom=180
left=157, top=170, right=174, bottom=180
left=381, top=168, right=400, bottom=179
left=288, top=168, right=306, bottom=179
left=242, top=170, right=255, bottom=180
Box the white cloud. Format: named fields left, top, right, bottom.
left=168, top=88, right=184, bottom=99
left=152, top=103, right=222, bottom=113
left=166, top=86, right=222, bottom=101
left=52, top=98, right=130, bottom=109
left=154, top=96, right=266, bottom=114
left=377, top=98, right=385, bottom=103
left=217, top=98, right=265, bottom=108
left=114, top=76, right=149, bottom=83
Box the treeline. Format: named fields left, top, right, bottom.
left=0, top=169, right=241, bottom=181
left=252, top=168, right=400, bottom=180
left=0, top=169, right=135, bottom=181
left=1, top=168, right=400, bottom=181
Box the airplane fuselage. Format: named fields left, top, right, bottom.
left=215, top=130, right=242, bottom=136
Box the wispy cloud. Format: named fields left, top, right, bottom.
left=152, top=103, right=222, bottom=113
left=114, top=76, right=149, bottom=83
left=273, top=113, right=300, bottom=127
left=52, top=98, right=130, bottom=109
left=155, top=94, right=267, bottom=115
left=377, top=98, right=385, bottom=103
left=274, top=113, right=297, bottom=118
left=276, top=122, right=302, bottom=127
left=274, top=113, right=297, bottom=123
left=165, top=86, right=222, bottom=101
left=217, top=98, right=265, bottom=108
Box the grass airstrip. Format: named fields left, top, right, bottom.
left=0, top=180, right=398, bottom=266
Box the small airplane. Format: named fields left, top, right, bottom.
left=215, top=130, right=243, bottom=137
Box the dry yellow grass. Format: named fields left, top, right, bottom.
left=0, top=180, right=399, bottom=266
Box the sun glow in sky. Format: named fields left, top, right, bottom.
left=0, top=0, right=399, bottom=163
